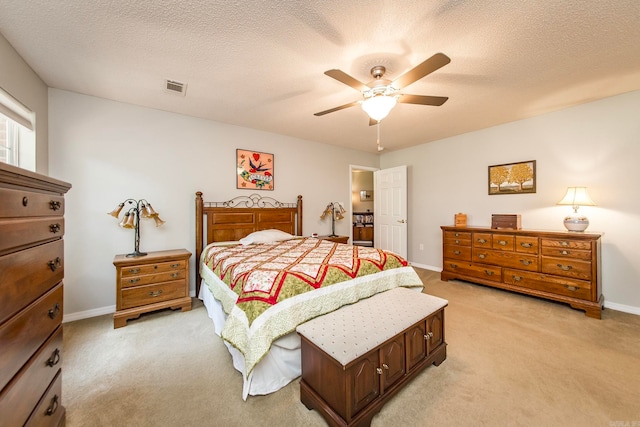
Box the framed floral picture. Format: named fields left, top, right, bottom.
left=236, top=149, right=274, bottom=190
left=488, top=160, right=536, bottom=195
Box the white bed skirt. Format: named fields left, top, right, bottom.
left=199, top=281, right=302, bottom=400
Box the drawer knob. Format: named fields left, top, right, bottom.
left=560, top=241, right=569, bottom=247
left=498, top=240, right=507, bottom=246
left=557, top=264, right=572, bottom=271
left=561, top=250, right=570, bottom=255
left=454, top=240, right=460, bottom=244
left=170, top=263, right=181, bottom=268
left=454, top=233, right=460, bottom=237
left=149, top=290, right=163, bottom=297
left=171, top=272, right=179, bottom=278
left=424, top=332, right=434, bottom=340
left=453, top=250, right=461, bottom=255
left=48, top=257, right=62, bottom=272
left=46, top=395, right=60, bottom=416
left=484, top=270, right=494, bottom=276
left=48, top=303, right=60, bottom=319
left=382, top=363, right=389, bottom=370
left=512, top=275, right=523, bottom=282
left=449, top=263, right=458, bottom=269
left=22, top=196, right=29, bottom=206
left=49, top=223, right=61, bottom=233
left=376, top=368, right=383, bottom=375
left=129, top=278, right=140, bottom=284
left=50, top=200, right=62, bottom=211
left=520, top=242, right=533, bottom=248
left=520, top=259, right=532, bottom=266
left=478, top=253, right=487, bottom=259
left=47, top=348, right=61, bottom=367
left=129, top=268, right=140, bottom=274
left=477, top=238, right=487, bottom=244
left=564, top=285, right=579, bottom=292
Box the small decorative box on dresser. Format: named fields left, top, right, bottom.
left=113, top=249, right=192, bottom=328
left=441, top=226, right=603, bottom=318
left=0, top=162, right=71, bottom=427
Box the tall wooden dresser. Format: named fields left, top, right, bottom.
left=0, top=162, right=71, bottom=426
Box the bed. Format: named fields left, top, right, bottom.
left=194, top=192, right=424, bottom=399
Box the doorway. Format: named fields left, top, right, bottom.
left=350, top=165, right=377, bottom=247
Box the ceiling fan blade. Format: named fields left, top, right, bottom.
left=324, top=69, right=369, bottom=92
left=398, top=94, right=448, bottom=106
left=392, top=53, right=451, bottom=90
left=314, top=101, right=360, bottom=116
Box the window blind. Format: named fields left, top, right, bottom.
left=0, top=87, right=35, bottom=131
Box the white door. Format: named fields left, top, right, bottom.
left=374, top=165, right=407, bottom=258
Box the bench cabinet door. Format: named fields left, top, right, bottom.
left=426, top=310, right=444, bottom=355
left=380, top=335, right=405, bottom=392
left=347, top=350, right=380, bottom=419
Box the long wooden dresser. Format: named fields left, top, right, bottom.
left=441, top=226, right=603, bottom=318
left=0, top=162, right=71, bottom=426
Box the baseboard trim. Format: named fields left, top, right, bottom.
left=63, top=305, right=115, bottom=323
left=603, top=301, right=640, bottom=316
left=409, top=262, right=441, bottom=272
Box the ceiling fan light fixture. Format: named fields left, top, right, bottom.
left=361, top=95, right=397, bottom=121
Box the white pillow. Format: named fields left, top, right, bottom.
left=239, top=229, right=294, bottom=245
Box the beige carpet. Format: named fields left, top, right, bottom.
left=62, top=269, right=640, bottom=426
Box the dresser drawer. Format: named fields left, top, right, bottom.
left=120, top=259, right=187, bottom=277
left=442, top=245, right=472, bottom=261
left=24, top=369, right=64, bottom=427
left=492, top=234, right=515, bottom=251
left=541, top=256, right=592, bottom=280
left=504, top=269, right=592, bottom=300
left=541, top=238, right=592, bottom=251
left=0, top=187, right=65, bottom=218
left=443, top=235, right=471, bottom=247
left=0, top=326, right=63, bottom=427
left=443, top=261, right=501, bottom=282
left=443, top=231, right=471, bottom=244
left=541, top=246, right=591, bottom=260
left=473, top=249, right=538, bottom=271
left=120, top=280, right=187, bottom=309
left=120, top=267, right=187, bottom=289
left=0, top=218, right=64, bottom=254
left=515, top=236, right=538, bottom=254
left=473, top=233, right=492, bottom=248
left=0, top=284, right=63, bottom=391
left=0, top=240, right=64, bottom=324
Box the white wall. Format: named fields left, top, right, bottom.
left=380, top=90, right=640, bottom=314
left=48, top=89, right=379, bottom=319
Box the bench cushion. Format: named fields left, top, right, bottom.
left=296, top=287, right=448, bottom=365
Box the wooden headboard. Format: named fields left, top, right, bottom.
left=194, top=192, right=303, bottom=295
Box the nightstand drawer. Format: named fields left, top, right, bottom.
left=120, top=267, right=186, bottom=289
left=120, top=280, right=187, bottom=309
left=120, top=259, right=187, bottom=277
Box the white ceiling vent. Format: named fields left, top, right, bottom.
left=164, top=79, right=187, bottom=96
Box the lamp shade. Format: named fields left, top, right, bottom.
left=361, top=95, right=397, bottom=121
left=557, top=187, right=596, bottom=232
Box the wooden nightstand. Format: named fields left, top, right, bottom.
left=113, top=249, right=192, bottom=328
left=317, top=235, right=349, bottom=244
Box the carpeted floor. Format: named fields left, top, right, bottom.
left=62, top=269, right=640, bottom=426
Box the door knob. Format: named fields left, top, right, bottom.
left=397, top=219, right=406, bottom=223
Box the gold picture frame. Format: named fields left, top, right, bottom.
left=488, top=160, right=536, bottom=195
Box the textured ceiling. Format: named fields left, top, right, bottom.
left=1, top=1, right=639, bottom=153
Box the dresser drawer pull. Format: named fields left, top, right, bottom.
left=48, top=303, right=60, bottom=319
left=171, top=272, right=179, bottom=278
left=564, top=285, right=579, bottom=292
left=48, top=257, right=62, bottom=271
left=560, top=250, right=570, bottom=255
left=478, top=253, right=487, bottom=259
left=424, top=332, right=434, bottom=340
left=454, top=239, right=460, bottom=244
left=512, top=275, right=523, bottom=282
left=46, top=395, right=60, bottom=416
left=49, top=223, right=61, bottom=233
left=449, top=263, right=458, bottom=269
left=560, top=241, right=570, bottom=247
left=149, top=290, right=163, bottom=297
left=520, top=259, right=532, bottom=266
left=484, top=270, right=494, bottom=276
left=520, top=242, right=533, bottom=248
left=477, top=238, right=487, bottom=244
left=50, top=200, right=62, bottom=211
left=376, top=367, right=383, bottom=375
left=382, top=363, right=389, bottom=370
left=22, top=196, right=29, bottom=206
left=129, top=278, right=140, bottom=284
left=557, top=264, right=572, bottom=271
left=497, top=240, right=508, bottom=246
left=453, top=250, right=461, bottom=255
left=170, top=263, right=181, bottom=268
left=128, top=268, right=140, bottom=274
left=454, top=233, right=460, bottom=237
left=47, top=348, right=61, bottom=367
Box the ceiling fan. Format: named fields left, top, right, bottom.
left=314, top=52, right=451, bottom=124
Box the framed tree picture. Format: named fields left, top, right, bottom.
left=236, top=149, right=274, bottom=190
left=488, top=160, right=536, bottom=195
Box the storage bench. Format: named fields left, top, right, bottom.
left=296, top=287, right=448, bottom=427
